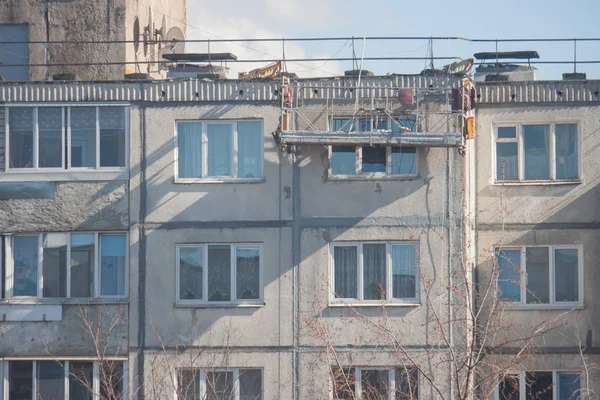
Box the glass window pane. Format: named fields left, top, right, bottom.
left=70, top=362, right=94, bottom=400
left=208, top=245, right=231, bottom=302
left=100, top=361, right=123, bottom=400
left=362, top=146, right=386, bottom=173
left=363, top=244, right=387, bottom=300
left=496, top=249, right=521, bottom=302
left=555, top=248, right=579, bottom=302
left=498, top=375, right=520, bottom=400
left=331, top=146, right=356, bottom=175
left=13, top=235, right=39, bottom=297
left=9, top=107, right=34, bottom=168
left=179, top=246, right=204, bottom=300
left=526, top=372, right=553, bottom=400
left=207, top=124, right=233, bottom=176
left=523, top=124, right=550, bottom=180
left=496, top=142, right=518, bottom=181
left=239, top=369, right=262, bottom=400
left=71, top=233, right=95, bottom=298
left=177, top=122, right=203, bottom=179
left=236, top=247, right=260, bottom=300
left=99, top=107, right=126, bottom=167
left=396, top=368, right=419, bottom=400
left=558, top=373, right=581, bottom=400
left=42, top=233, right=67, bottom=298
left=9, top=361, right=33, bottom=400
left=38, top=107, right=63, bottom=168
left=392, top=244, right=417, bottom=299
left=391, top=147, right=416, bottom=175
left=556, top=123, right=578, bottom=180
left=359, top=118, right=387, bottom=132
left=334, top=246, right=358, bottom=299
left=526, top=247, right=550, bottom=304
left=237, top=121, right=262, bottom=178
left=206, top=371, right=234, bottom=400
left=498, top=126, right=517, bottom=139
left=332, top=118, right=356, bottom=132
left=332, top=368, right=355, bottom=400
left=37, top=361, right=65, bottom=400
left=71, top=107, right=97, bottom=168
left=178, top=370, right=201, bottom=400
left=100, top=234, right=126, bottom=296
left=361, top=370, right=390, bottom=399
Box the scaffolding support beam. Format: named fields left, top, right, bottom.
left=278, top=131, right=462, bottom=147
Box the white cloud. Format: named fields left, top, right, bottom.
left=183, top=0, right=344, bottom=78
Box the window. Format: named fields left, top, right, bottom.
left=176, top=244, right=262, bottom=305
left=497, top=372, right=581, bottom=400
left=495, top=246, right=581, bottom=306
left=494, top=123, right=579, bottom=182
left=330, top=146, right=417, bottom=177
left=332, top=367, right=419, bottom=400
left=5, top=232, right=127, bottom=299
left=0, top=24, right=29, bottom=81
left=332, top=117, right=417, bottom=133
left=5, top=106, right=128, bottom=171
left=176, top=368, right=262, bottom=400
left=5, top=360, right=125, bottom=400
left=176, top=120, right=263, bottom=181
left=331, top=242, right=419, bottom=304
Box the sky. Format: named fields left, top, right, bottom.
left=184, top=0, right=600, bottom=80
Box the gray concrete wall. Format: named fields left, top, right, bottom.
left=474, top=103, right=600, bottom=387
left=0, top=0, right=186, bottom=81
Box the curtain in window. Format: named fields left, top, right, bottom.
left=236, top=247, right=260, bottom=300
left=496, top=249, right=521, bottom=302
left=38, top=107, right=63, bottom=168
left=99, top=107, right=126, bottom=167
left=207, top=124, right=232, bottom=176
left=523, top=125, right=550, bottom=180
left=179, top=247, right=204, bottom=300
left=392, top=244, right=417, bottom=299
left=496, top=143, right=518, bottom=180
left=207, top=245, right=231, bottom=301
left=334, top=246, right=358, bottom=299
left=71, top=107, right=97, bottom=168
left=363, top=244, right=386, bottom=300
left=100, top=235, right=126, bottom=296
left=554, top=248, right=578, bottom=302
left=9, top=107, right=34, bottom=168
left=556, top=123, right=578, bottom=179
left=237, top=121, right=262, bottom=178
left=177, top=122, right=203, bottom=178
left=525, top=247, right=550, bottom=304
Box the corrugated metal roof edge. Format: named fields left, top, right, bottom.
left=477, top=80, right=600, bottom=104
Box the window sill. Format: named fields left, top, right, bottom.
left=328, top=174, right=420, bottom=181
left=0, top=298, right=129, bottom=305
left=500, top=303, right=584, bottom=311
left=0, top=170, right=129, bottom=182
left=174, top=302, right=265, bottom=308
left=493, top=179, right=581, bottom=186
left=173, top=178, right=265, bottom=184
left=328, top=302, right=420, bottom=308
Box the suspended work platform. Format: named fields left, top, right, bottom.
left=275, top=75, right=475, bottom=150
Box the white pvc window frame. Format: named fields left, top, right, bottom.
left=329, top=241, right=420, bottom=306
left=175, top=243, right=264, bottom=306
left=174, top=367, right=263, bottom=400
left=1, top=359, right=128, bottom=400
left=3, top=232, right=129, bottom=300
left=173, top=119, right=264, bottom=183
left=495, top=245, right=583, bottom=308
left=328, top=145, right=419, bottom=179
left=492, top=122, right=581, bottom=183
left=495, top=371, right=582, bottom=400
left=330, top=367, right=420, bottom=400
left=5, top=104, right=129, bottom=173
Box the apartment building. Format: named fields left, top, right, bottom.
left=0, top=0, right=186, bottom=81
left=473, top=78, right=600, bottom=398
left=0, top=72, right=471, bottom=398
